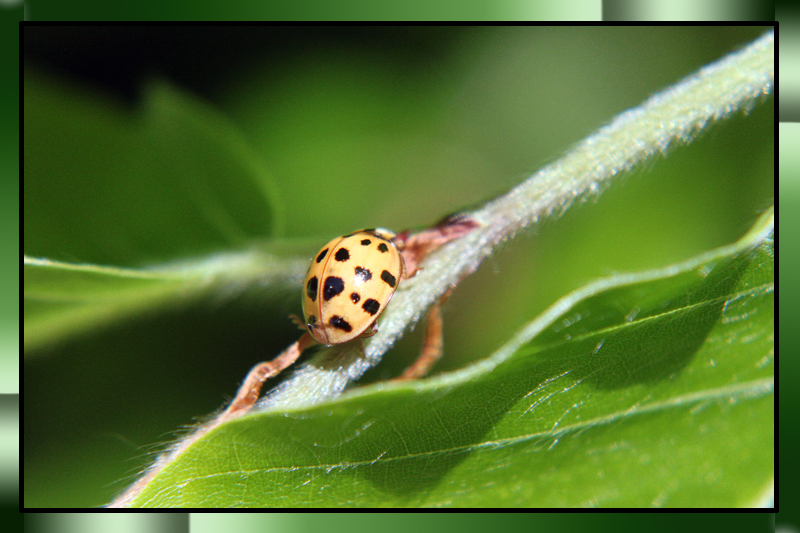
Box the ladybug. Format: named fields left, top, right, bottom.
left=217, top=216, right=478, bottom=422
left=302, top=228, right=404, bottom=346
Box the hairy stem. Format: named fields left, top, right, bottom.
left=258, top=30, right=773, bottom=411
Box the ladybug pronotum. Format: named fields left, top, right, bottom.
left=302, top=228, right=404, bottom=346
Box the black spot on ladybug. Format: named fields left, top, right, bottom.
left=362, top=298, right=380, bottom=316
left=350, top=292, right=361, bottom=303
left=354, top=266, right=372, bottom=283
left=335, top=248, right=350, bottom=262
left=378, top=243, right=389, bottom=253
left=316, top=248, right=329, bottom=263
left=329, top=315, right=352, bottom=332
left=306, top=276, right=318, bottom=301
left=381, top=270, right=396, bottom=288
left=323, top=276, right=345, bottom=300
left=361, top=239, right=371, bottom=246
left=307, top=314, right=316, bottom=326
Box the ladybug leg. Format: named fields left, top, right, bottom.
left=289, top=314, right=308, bottom=332
left=220, top=332, right=316, bottom=420
left=358, top=320, right=380, bottom=338
left=398, top=216, right=478, bottom=278
left=394, top=290, right=452, bottom=381
left=387, top=217, right=478, bottom=381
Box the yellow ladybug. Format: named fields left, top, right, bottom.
left=216, top=217, right=478, bottom=422
left=302, top=228, right=404, bottom=346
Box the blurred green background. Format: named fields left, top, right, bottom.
left=23, top=27, right=772, bottom=508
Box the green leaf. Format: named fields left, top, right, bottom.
left=24, top=70, right=281, bottom=268
left=124, top=209, right=773, bottom=508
